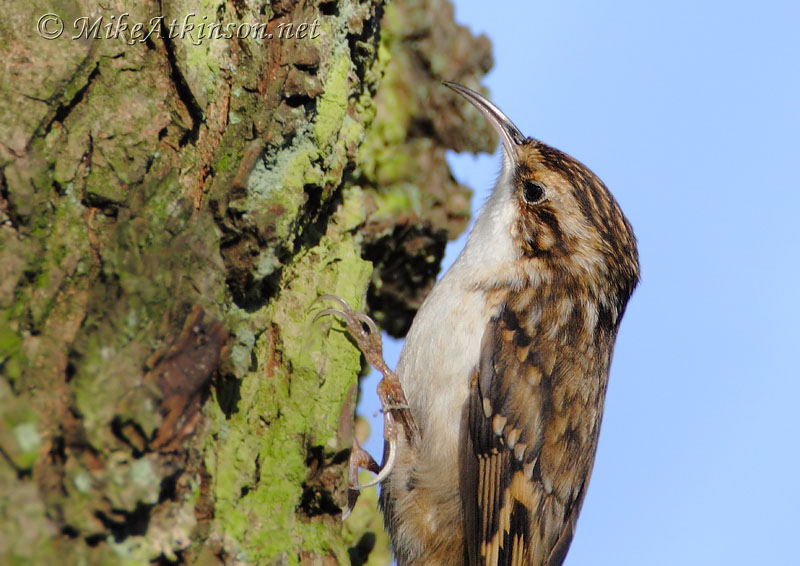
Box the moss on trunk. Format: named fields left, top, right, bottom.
left=0, top=1, right=493, bottom=564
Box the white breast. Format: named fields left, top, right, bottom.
left=395, top=166, right=520, bottom=461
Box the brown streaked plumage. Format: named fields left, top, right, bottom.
left=320, top=83, right=639, bottom=566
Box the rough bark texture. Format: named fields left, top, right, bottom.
left=0, top=1, right=494, bottom=564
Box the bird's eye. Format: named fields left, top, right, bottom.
left=522, top=181, right=546, bottom=204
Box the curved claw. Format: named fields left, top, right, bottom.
left=313, top=307, right=349, bottom=324
left=353, top=436, right=397, bottom=490
left=315, top=298, right=384, bottom=372
left=356, top=312, right=379, bottom=336
left=316, top=294, right=353, bottom=311
left=315, top=307, right=377, bottom=337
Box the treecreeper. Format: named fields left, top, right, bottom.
left=318, top=82, right=639, bottom=566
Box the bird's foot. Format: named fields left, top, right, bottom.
left=315, top=295, right=420, bottom=515
left=342, top=436, right=382, bottom=519
left=315, top=295, right=389, bottom=375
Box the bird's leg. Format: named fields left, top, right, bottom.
left=315, top=296, right=420, bottom=508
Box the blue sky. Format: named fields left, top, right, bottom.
left=358, top=1, right=800, bottom=564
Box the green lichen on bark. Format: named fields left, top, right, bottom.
left=0, top=0, right=494, bottom=564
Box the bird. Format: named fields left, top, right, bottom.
left=318, top=82, right=639, bottom=566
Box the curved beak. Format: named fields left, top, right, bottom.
left=443, top=82, right=526, bottom=165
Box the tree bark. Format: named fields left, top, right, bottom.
left=0, top=1, right=494, bottom=564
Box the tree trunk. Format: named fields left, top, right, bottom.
left=0, top=1, right=494, bottom=564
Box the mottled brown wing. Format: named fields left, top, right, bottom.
left=462, top=300, right=606, bottom=566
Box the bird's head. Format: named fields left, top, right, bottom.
left=445, top=82, right=639, bottom=309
